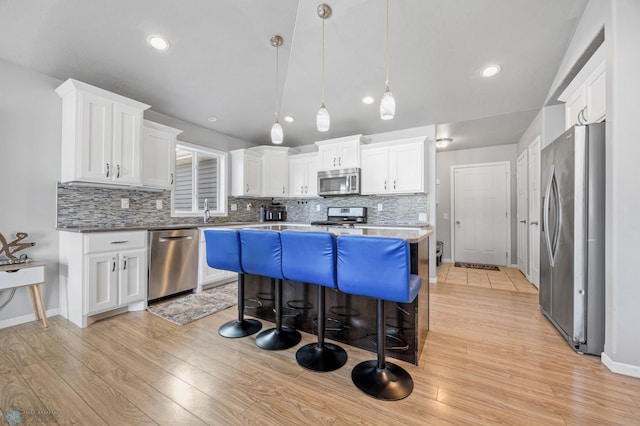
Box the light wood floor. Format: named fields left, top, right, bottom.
left=2, top=272, right=640, bottom=425
left=437, top=262, right=539, bottom=294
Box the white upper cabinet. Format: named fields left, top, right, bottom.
left=315, top=134, right=363, bottom=170
left=288, top=152, right=319, bottom=197
left=250, top=146, right=290, bottom=197
left=361, top=137, right=427, bottom=195
left=230, top=149, right=262, bottom=197
left=142, top=120, right=182, bottom=189
left=559, top=45, right=606, bottom=129
left=56, top=79, right=150, bottom=185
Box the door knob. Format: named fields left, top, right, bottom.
left=456, top=221, right=461, bottom=225
left=530, top=221, right=539, bottom=226
left=520, top=220, right=526, bottom=224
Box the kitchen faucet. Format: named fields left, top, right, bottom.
left=203, top=199, right=211, bottom=223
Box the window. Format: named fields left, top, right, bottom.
left=172, top=141, right=227, bottom=216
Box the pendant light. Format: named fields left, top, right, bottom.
left=380, top=0, right=395, bottom=120
left=270, top=35, right=284, bottom=144
left=317, top=4, right=332, bottom=132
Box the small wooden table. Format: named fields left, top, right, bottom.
left=0, top=262, right=48, bottom=327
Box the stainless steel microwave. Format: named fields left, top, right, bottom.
left=317, top=168, right=361, bottom=196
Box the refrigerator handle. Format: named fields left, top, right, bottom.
left=550, top=172, right=562, bottom=263
left=543, top=166, right=555, bottom=266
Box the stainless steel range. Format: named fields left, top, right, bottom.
left=311, top=207, right=367, bottom=226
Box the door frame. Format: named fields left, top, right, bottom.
left=517, top=150, right=529, bottom=274
left=450, top=161, right=511, bottom=266
left=528, top=136, right=541, bottom=288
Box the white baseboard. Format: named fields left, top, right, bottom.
left=602, top=352, right=640, bottom=378
left=429, top=277, right=437, bottom=283
left=443, top=258, right=452, bottom=263
left=0, top=308, right=59, bottom=329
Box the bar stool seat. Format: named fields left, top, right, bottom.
left=337, top=235, right=422, bottom=401
left=240, top=229, right=301, bottom=350
left=281, top=230, right=347, bottom=372
left=204, top=229, right=262, bottom=338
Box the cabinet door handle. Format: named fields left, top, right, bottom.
left=123, top=258, right=127, bottom=270
left=393, top=179, right=396, bottom=189
left=333, top=158, right=336, bottom=167
left=112, top=258, right=116, bottom=272
left=116, top=164, right=121, bottom=178
left=384, top=180, right=387, bottom=190
left=110, top=240, right=129, bottom=244
left=106, top=163, right=110, bottom=177
left=283, top=185, right=285, bottom=194
left=170, top=173, right=174, bottom=184
left=338, top=157, right=341, bottom=166
left=305, top=185, right=308, bottom=193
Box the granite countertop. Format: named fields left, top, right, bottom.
left=57, top=222, right=432, bottom=242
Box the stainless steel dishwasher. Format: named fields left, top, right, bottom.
left=148, top=228, right=199, bottom=301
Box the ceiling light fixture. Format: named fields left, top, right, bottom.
left=482, top=65, right=501, bottom=77
left=436, top=138, right=452, bottom=149
left=147, top=35, right=170, bottom=51
left=362, top=96, right=375, bottom=105
left=270, top=35, right=284, bottom=145
left=284, top=115, right=295, bottom=123
left=207, top=116, right=217, bottom=122
left=380, top=0, right=395, bottom=120
left=316, top=4, right=332, bottom=132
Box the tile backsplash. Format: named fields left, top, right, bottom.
left=57, top=183, right=428, bottom=229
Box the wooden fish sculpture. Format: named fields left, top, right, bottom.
left=0, top=232, right=35, bottom=259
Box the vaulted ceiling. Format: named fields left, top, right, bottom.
left=0, top=0, right=587, bottom=149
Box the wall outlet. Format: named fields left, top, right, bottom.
left=230, top=203, right=237, bottom=211
left=246, top=203, right=252, bottom=211
left=419, top=213, right=427, bottom=222
left=377, top=203, right=383, bottom=212
left=316, top=204, right=321, bottom=212
left=155, top=200, right=163, bottom=210
left=121, top=199, right=129, bottom=209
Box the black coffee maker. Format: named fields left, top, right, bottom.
left=260, top=203, right=287, bottom=222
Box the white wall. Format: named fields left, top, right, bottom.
left=602, top=0, right=640, bottom=376
left=0, top=59, right=62, bottom=326
left=435, top=144, right=518, bottom=263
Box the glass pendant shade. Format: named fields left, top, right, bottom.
left=271, top=121, right=283, bottom=144
left=317, top=104, right=330, bottom=132
left=380, top=87, right=395, bottom=120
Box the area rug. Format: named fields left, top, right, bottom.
left=147, top=282, right=237, bottom=325
left=454, top=262, right=500, bottom=271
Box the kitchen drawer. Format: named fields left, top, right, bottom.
left=85, top=231, right=146, bottom=254
left=0, top=265, right=45, bottom=290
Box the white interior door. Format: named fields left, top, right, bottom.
left=528, top=137, right=541, bottom=288
left=453, top=163, right=509, bottom=265
left=517, top=150, right=528, bottom=274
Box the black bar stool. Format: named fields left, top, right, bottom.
left=281, top=230, right=347, bottom=372
left=204, top=229, right=262, bottom=338
left=337, top=235, right=422, bottom=401
left=240, top=229, right=301, bottom=350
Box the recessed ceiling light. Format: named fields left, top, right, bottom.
left=147, top=35, right=170, bottom=51
left=207, top=116, right=218, bottom=122
left=284, top=115, right=295, bottom=123
left=482, top=65, right=501, bottom=77
left=362, top=96, right=375, bottom=105
left=436, top=138, right=452, bottom=149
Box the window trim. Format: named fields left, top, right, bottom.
left=171, top=140, right=228, bottom=217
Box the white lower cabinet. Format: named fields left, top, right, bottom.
left=59, top=231, right=147, bottom=328
left=197, top=229, right=235, bottom=292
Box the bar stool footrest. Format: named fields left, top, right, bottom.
left=351, top=360, right=414, bottom=401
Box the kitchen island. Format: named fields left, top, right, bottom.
left=238, top=224, right=431, bottom=366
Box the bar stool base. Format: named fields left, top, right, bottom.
left=218, top=319, right=262, bottom=338
left=296, top=343, right=347, bottom=372
left=351, top=360, right=414, bottom=401
left=255, top=327, right=301, bottom=350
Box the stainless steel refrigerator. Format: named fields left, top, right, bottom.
left=539, top=123, right=605, bottom=355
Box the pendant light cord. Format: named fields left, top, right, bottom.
left=275, top=41, right=279, bottom=121
left=385, top=0, right=390, bottom=88
left=321, top=16, right=326, bottom=104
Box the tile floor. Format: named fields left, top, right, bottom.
left=436, top=262, right=538, bottom=294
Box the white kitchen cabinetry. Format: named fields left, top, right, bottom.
left=197, top=229, right=235, bottom=292
left=251, top=146, right=290, bottom=197
left=315, top=134, right=363, bottom=170
left=59, top=231, right=147, bottom=328
left=559, top=45, right=606, bottom=129
left=230, top=149, right=263, bottom=197
left=288, top=152, right=319, bottom=197
left=361, top=138, right=427, bottom=195
left=142, top=120, right=182, bottom=189
left=56, top=79, right=150, bottom=186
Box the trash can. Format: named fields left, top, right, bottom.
left=436, top=241, right=443, bottom=266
